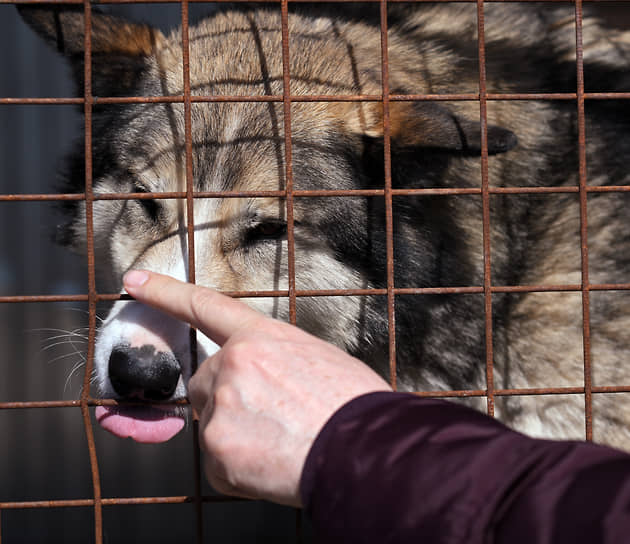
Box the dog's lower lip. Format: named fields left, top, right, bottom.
left=95, top=404, right=185, bottom=444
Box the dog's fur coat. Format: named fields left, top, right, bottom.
left=18, top=3, right=630, bottom=447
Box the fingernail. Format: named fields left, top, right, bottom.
left=123, top=270, right=149, bottom=289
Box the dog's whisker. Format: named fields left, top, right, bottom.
left=36, top=326, right=90, bottom=370
left=46, top=350, right=87, bottom=366
left=64, top=360, right=87, bottom=395
left=62, top=307, right=105, bottom=324
left=34, top=327, right=89, bottom=339
left=42, top=335, right=88, bottom=346
left=42, top=339, right=88, bottom=353
left=42, top=333, right=88, bottom=344
left=39, top=327, right=89, bottom=372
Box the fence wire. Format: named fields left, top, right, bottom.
left=1, top=1, right=630, bottom=542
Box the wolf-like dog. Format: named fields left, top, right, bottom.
left=17, top=3, right=630, bottom=447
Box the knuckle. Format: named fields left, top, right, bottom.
left=213, top=383, right=239, bottom=411
left=202, top=419, right=233, bottom=461
left=221, top=339, right=256, bottom=373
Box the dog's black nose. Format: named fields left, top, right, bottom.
left=108, top=345, right=181, bottom=401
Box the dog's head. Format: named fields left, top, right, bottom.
left=19, top=5, right=516, bottom=442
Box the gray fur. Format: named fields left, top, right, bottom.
left=18, top=4, right=630, bottom=448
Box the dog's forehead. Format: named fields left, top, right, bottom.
left=158, top=10, right=382, bottom=98
left=126, top=99, right=367, bottom=198
left=121, top=10, right=386, bottom=195
left=121, top=101, right=285, bottom=193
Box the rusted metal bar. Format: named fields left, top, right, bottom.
left=281, top=0, right=298, bottom=326
left=414, top=385, right=630, bottom=398
left=11, top=183, right=630, bottom=204
left=476, top=0, right=495, bottom=417
left=2, top=382, right=629, bottom=412
left=178, top=3, right=204, bottom=542
left=0, top=97, right=84, bottom=104
left=181, top=0, right=195, bottom=290
left=0, top=295, right=90, bottom=303
left=279, top=2, right=302, bottom=534
left=0, top=495, right=247, bottom=510
left=4, top=92, right=630, bottom=106
left=0, top=400, right=83, bottom=409
left=574, top=0, right=593, bottom=443
left=0, top=193, right=85, bottom=201
left=5, top=281, right=630, bottom=305
left=79, top=4, right=104, bottom=543
left=0, top=398, right=188, bottom=410
left=380, top=0, right=398, bottom=390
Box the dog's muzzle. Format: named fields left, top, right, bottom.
left=95, top=343, right=185, bottom=444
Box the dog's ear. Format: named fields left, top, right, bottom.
left=354, top=101, right=517, bottom=155
left=17, top=4, right=165, bottom=96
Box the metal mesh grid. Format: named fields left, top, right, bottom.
left=1, top=0, right=630, bottom=542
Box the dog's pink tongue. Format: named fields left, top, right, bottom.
left=95, top=405, right=184, bottom=443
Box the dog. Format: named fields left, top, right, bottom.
left=17, top=3, right=630, bottom=448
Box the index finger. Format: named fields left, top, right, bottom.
left=123, top=270, right=265, bottom=347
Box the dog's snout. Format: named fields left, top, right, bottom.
left=108, top=345, right=181, bottom=401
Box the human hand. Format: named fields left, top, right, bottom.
left=123, top=270, right=392, bottom=507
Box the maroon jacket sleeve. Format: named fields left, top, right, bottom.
left=300, top=392, right=630, bottom=543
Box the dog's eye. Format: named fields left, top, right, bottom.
left=132, top=184, right=160, bottom=222
left=245, top=220, right=287, bottom=244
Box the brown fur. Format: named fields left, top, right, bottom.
left=17, top=3, right=630, bottom=449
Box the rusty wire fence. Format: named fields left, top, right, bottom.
left=1, top=0, right=630, bottom=542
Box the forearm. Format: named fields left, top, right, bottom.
left=300, top=392, right=630, bottom=543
